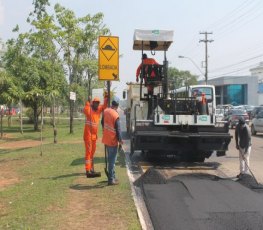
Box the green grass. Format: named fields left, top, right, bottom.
left=0, top=118, right=141, bottom=229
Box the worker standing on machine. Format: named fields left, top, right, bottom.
left=83, top=92, right=108, bottom=178
left=136, top=53, right=159, bottom=95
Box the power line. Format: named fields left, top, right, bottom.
left=210, top=63, right=258, bottom=78
left=211, top=0, right=262, bottom=33
left=210, top=54, right=263, bottom=72
left=214, top=3, right=263, bottom=40
left=179, top=0, right=262, bottom=60
left=206, top=0, right=255, bottom=30
left=178, top=0, right=254, bottom=56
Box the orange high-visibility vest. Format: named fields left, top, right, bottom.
left=83, top=98, right=107, bottom=141
left=102, top=108, right=119, bottom=146
left=201, top=93, right=207, bottom=105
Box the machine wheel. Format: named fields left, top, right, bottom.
left=251, top=125, right=257, bottom=136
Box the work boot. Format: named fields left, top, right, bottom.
left=108, top=179, right=119, bottom=186
left=86, top=171, right=95, bottom=178
left=236, top=173, right=243, bottom=179
left=91, top=170, right=101, bottom=177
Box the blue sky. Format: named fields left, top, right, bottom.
left=1, top=0, right=263, bottom=97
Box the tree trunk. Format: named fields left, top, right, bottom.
left=52, top=96, right=57, bottom=143
left=34, top=103, right=39, bottom=131
left=40, top=103, right=43, bottom=156
left=20, top=99, right=23, bottom=134
left=88, top=74, right=92, bottom=99
left=69, top=100, right=74, bottom=134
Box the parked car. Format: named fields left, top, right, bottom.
left=243, top=105, right=255, bottom=119
left=224, top=109, right=249, bottom=129
left=215, top=109, right=224, bottom=122
left=251, top=110, right=263, bottom=135
left=250, top=106, right=263, bottom=119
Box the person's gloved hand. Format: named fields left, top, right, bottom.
left=118, top=144, right=124, bottom=154
left=103, top=91, right=108, bottom=97
left=136, top=77, right=139, bottom=83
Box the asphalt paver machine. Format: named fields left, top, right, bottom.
left=128, top=29, right=231, bottom=161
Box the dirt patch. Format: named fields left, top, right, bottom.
left=0, top=139, right=42, bottom=149
left=0, top=159, right=20, bottom=191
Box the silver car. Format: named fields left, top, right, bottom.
left=251, top=110, right=263, bottom=135
left=215, top=109, right=224, bottom=122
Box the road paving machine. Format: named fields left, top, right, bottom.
left=124, top=29, right=231, bottom=162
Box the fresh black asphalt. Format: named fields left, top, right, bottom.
left=141, top=171, right=263, bottom=230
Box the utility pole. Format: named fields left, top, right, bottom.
left=199, top=32, right=214, bottom=85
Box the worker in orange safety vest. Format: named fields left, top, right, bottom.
left=200, top=92, right=208, bottom=115
left=102, top=98, right=123, bottom=185
left=83, top=93, right=108, bottom=178
left=201, top=92, right=207, bottom=104
left=136, top=53, right=159, bottom=95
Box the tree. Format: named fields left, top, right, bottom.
left=168, top=67, right=198, bottom=90
left=4, top=21, right=66, bottom=131
left=54, top=3, right=110, bottom=133
left=27, top=0, right=66, bottom=140
left=2, top=0, right=110, bottom=135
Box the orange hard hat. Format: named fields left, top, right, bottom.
left=92, top=97, right=100, bottom=102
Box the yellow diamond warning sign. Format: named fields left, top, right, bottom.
left=99, top=36, right=119, bottom=81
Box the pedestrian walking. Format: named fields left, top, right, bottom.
left=235, top=117, right=252, bottom=178
left=83, top=93, right=108, bottom=178
left=102, top=98, right=123, bottom=185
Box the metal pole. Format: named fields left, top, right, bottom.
left=178, top=55, right=205, bottom=79
left=199, top=32, right=213, bottom=85
left=107, top=81, right=111, bottom=107
left=164, top=50, right=168, bottom=97
left=205, top=33, right=208, bottom=85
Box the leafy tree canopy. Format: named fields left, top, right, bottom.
left=168, top=67, right=198, bottom=90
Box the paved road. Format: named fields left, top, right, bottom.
left=119, top=109, right=263, bottom=230
left=139, top=130, right=263, bottom=230
left=207, top=129, right=263, bottom=184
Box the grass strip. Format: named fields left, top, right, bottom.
left=0, top=119, right=141, bottom=229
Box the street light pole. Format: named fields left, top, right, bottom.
left=178, top=55, right=205, bottom=78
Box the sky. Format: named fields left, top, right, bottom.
left=1, top=0, right=263, bottom=98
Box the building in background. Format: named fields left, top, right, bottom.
left=207, top=75, right=258, bottom=106
left=250, top=62, right=263, bottom=78
left=199, top=62, right=263, bottom=106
